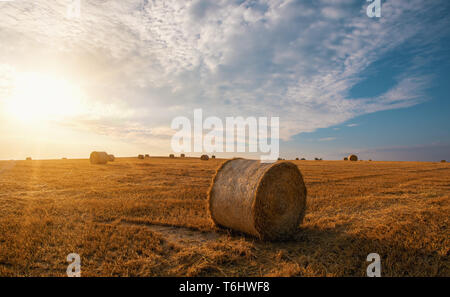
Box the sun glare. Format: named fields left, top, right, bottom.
left=5, top=72, right=86, bottom=122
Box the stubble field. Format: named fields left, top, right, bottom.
left=0, top=157, right=448, bottom=276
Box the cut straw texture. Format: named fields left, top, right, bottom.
left=208, top=159, right=307, bottom=241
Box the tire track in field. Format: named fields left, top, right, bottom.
left=119, top=219, right=222, bottom=247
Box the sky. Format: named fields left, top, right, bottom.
left=0, top=0, right=449, bottom=161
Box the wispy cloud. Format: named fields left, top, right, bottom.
left=318, top=137, right=337, bottom=142
left=0, top=0, right=449, bottom=146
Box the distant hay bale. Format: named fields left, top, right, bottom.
left=301, top=158, right=306, bottom=160
left=348, top=154, right=358, bottom=161
left=200, top=154, right=209, bottom=161
left=343, top=157, right=348, bottom=161
left=26, top=157, right=32, bottom=161
left=180, top=154, right=185, bottom=158
left=211, top=155, right=216, bottom=159
left=277, top=157, right=282, bottom=161
left=90, top=152, right=109, bottom=164
left=208, top=159, right=307, bottom=241
left=441, top=160, right=446, bottom=163
left=169, top=154, right=175, bottom=158
left=62, top=157, right=67, bottom=160
left=138, top=154, right=144, bottom=159
left=108, top=154, right=115, bottom=162
left=145, top=154, right=150, bottom=158
left=369, top=159, right=372, bottom=162
left=295, top=158, right=299, bottom=160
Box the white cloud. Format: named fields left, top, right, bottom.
left=321, top=7, right=347, bottom=19
left=318, top=137, right=337, bottom=142
left=0, top=0, right=448, bottom=147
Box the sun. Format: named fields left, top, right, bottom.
left=5, top=72, right=86, bottom=122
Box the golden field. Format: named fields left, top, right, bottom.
left=0, top=157, right=448, bottom=276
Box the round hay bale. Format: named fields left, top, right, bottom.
left=348, top=154, right=358, bottom=161
left=211, top=155, right=216, bottom=159
left=180, top=154, right=185, bottom=158
left=145, top=154, right=150, bottom=158
left=169, top=154, right=175, bottom=158
left=201, top=154, right=209, bottom=161
left=208, top=159, right=307, bottom=240
left=343, top=157, right=348, bottom=161
left=138, top=154, right=144, bottom=159
left=301, top=158, right=306, bottom=160
left=441, top=160, right=446, bottom=163
left=108, top=154, right=115, bottom=162
left=26, top=157, right=32, bottom=161
left=90, top=152, right=108, bottom=164
left=295, top=158, right=299, bottom=160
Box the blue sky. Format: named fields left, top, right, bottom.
left=286, top=10, right=450, bottom=161
left=0, top=0, right=449, bottom=161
